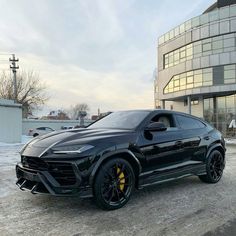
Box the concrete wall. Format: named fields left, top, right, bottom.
left=22, top=119, right=92, bottom=135
left=0, top=99, right=22, bottom=143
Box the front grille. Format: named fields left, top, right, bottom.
left=21, top=157, right=77, bottom=186
left=48, top=163, right=77, bottom=186
left=22, top=156, right=48, bottom=170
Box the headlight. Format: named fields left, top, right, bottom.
left=52, top=144, right=94, bottom=154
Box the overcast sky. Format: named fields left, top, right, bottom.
left=0, top=0, right=215, bottom=116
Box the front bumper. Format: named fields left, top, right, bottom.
left=16, top=163, right=93, bottom=198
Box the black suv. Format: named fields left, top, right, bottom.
left=16, top=110, right=226, bottom=210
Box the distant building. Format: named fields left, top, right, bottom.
left=44, top=110, right=70, bottom=120
left=91, top=112, right=112, bottom=121
left=155, top=0, right=236, bottom=136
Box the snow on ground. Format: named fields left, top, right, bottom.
left=0, top=144, right=22, bottom=198
left=0, top=136, right=32, bottom=171
left=0, top=136, right=32, bottom=170
left=0, top=135, right=32, bottom=147
left=225, top=138, right=236, bottom=145
left=0, top=136, right=32, bottom=198
left=0, top=144, right=22, bottom=171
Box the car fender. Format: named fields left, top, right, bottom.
left=206, top=143, right=225, bottom=160
left=89, top=149, right=142, bottom=186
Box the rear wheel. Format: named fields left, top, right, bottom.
left=199, top=150, right=224, bottom=183
left=93, top=158, right=135, bottom=210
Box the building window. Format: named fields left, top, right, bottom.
left=158, top=4, right=236, bottom=46
left=184, top=99, right=188, bottom=106
left=164, top=64, right=236, bottom=94
left=163, top=32, right=235, bottom=69
left=183, top=99, right=199, bottom=106
left=224, top=65, right=236, bottom=84
left=164, top=68, right=213, bottom=94
left=204, top=95, right=236, bottom=137
left=191, top=99, right=199, bottom=105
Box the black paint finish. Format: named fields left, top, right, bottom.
left=15, top=110, right=226, bottom=198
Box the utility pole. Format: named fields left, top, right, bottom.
left=9, top=54, right=19, bottom=102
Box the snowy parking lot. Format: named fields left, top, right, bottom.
left=1, top=141, right=236, bottom=236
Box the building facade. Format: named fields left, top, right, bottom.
left=155, top=0, right=236, bottom=136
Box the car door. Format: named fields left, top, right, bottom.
left=138, top=112, right=186, bottom=174
left=175, top=114, right=208, bottom=165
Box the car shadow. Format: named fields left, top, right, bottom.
left=17, top=175, right=228, bottom=235
left=29, top=175, right=211, bottom=212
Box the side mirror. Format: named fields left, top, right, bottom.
left=145, top=122, right=167, bottom=132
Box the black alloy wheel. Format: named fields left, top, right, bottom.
left=199, top=150, right=225, bottom=183
left=94, top=158, right=135, bottom=210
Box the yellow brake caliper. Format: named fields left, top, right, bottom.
left=117, top=167, right=125, bottom=191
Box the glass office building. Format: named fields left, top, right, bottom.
left=155, top=0, right=236, bottom=136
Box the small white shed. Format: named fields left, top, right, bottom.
left=0, top=99, right=22, bottom=143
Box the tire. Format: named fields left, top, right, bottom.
left=93, top=158, right=135, bottom=210
left=33, top=133, right=39, bottom=137
left=199, top=150, right=225, bottom=183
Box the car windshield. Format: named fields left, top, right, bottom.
left=88, top=111, right=150, bottom=130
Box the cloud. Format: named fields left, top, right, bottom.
left=0, top=0, right=215, bottom=116
left=20, top=53, right=154, bottom=115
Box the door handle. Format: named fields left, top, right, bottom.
left=175, top=141, right=183, bottom=147
left=203, top=136, right=210, bottom=140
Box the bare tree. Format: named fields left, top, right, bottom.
left=68, top=103, right=90, bottom=125
left=0, top=70, right=48, bottom=118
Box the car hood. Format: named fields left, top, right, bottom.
left=21, top=128, right=137, bottom=157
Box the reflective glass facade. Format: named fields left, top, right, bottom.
left=204, top=95, right=236, bottom=136
left=159, top=4, right=236, bottom=45
left=156, top=2, right=236, bottom=137
left=164, top=32, right=236, bottom=69
left=164, top=68, right=212, bottom=94
left=164, top=64, right=236, bottom=94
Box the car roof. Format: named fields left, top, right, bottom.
left=113, top=109, right=206, bottom=122
left=113, top=109, right=198, bottom=117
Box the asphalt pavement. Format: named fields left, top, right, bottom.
left=0, top=144, right=236, bottom=236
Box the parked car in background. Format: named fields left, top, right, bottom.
left=61, top=126, right=74, bottom=130
left=17, top=110, right=226, bottom=210
left=28, top=127, right=55, bottom=137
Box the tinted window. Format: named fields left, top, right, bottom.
left=89, top=111, right=150, bottom=130
left=176, top=115, right=205, bottom=129
left=37, top=127, right=45, bottom=130
left=151, top=114, right=176, bottom=128
left=46, top=127, right=53, bottom=131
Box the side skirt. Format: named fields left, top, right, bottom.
left=138, top=164, right=206, bottom=189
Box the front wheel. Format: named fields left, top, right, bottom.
left=199, top=150, right=225, bottom=183
left=93, top=158, right=135, bottom=210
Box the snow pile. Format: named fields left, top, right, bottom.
left=0, top=135, right=32, bottom=147
left=225, top=138, right=236, bottom=145
left=21, top=135, right=32, bottom=144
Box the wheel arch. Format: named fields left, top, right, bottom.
left=89, top=149, right=142, bottom=188
left=206, top=143, right=225, bottom=160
